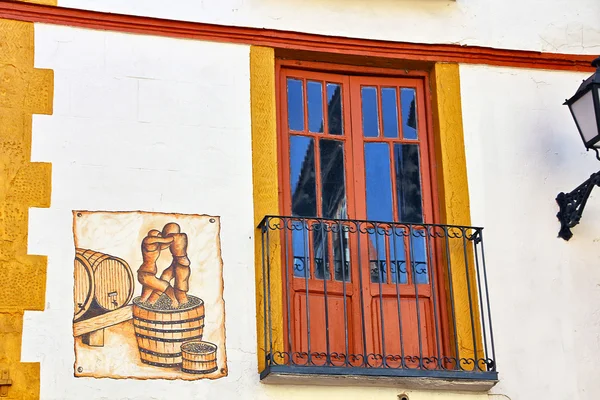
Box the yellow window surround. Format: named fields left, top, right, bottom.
left=250, top=46, right=486, bottom=381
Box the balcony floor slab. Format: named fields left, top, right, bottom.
left=260, top=365, right=498, bottom=392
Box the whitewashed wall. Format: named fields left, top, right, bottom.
left=55, top=0, right=600, bottom=55
left=22, top=24, right=493, bottom=400
left=461, top=65, right=600, bottom=400
left=24, top=24, right=259, bottom=400
left=22, top=23, right=600, bottom=400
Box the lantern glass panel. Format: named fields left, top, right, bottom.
left=570, top=89, right=599, bottom=145
left=596, top=86, right=600, bottom=148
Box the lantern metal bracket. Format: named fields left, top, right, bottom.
left=556, top=169, right=600, bottom=240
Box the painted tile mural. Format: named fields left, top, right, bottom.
left=72, top=211, right=227, bottom=380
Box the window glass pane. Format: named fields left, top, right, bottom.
left=333, top=227, right=350, bottom=282
left=290, top=136, right=316, bottom=217
left=401, top=88, right=418, bottom=140
left=320, top=139, right=347, bottom=219
left=292, top=221, right=309, bottom=278
left=410, top=232, right=428, bottom=284
left=365, top=143, right=393, bottom=283
left=287, top=78, right=304, bottom=131
left=368, top=227, right=387, bottom=284
left=381, top=87, right=399, bottom=138
left=319, top=139, right=349, bottom=281
left=394, top=143, right=423, bottom=224
left=313, top=224, right=331, bottom=280
left=391, top=227, right=407, bottom=284
left=327, top=83, right=343, bottom=135
left=307, top=81, right=324, bottom=133
left=365, top=142, right=393, bottom=221
left=361, top=86, right=380, bottom=137
left=571, top=90, right=599, bottom=143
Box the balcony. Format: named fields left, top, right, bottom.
left=257, top=216, right=497, bottom=391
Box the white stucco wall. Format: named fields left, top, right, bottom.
left=21, top=24, right=498, bottom=400
left=24, top=24, right=258, bottom=400
left=55, top=0, right=600, bottom=55
left=21, top=20, right=600, bottom=400
left=461, top=65, right=600, bottom=400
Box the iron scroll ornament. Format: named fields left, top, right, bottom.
left=556, top=170, right=600, bottom=240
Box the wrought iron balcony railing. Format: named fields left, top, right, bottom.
left=258, top=216, right=497, bottom=387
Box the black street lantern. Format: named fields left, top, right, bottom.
left=564, top=57, right=600, bottom=153
left=556, top=56, right=600, bottom=240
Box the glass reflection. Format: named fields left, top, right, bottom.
left=365, top=143, right=393, bottom=283
left=368, top=226, right=387, bottom=283
left=320, top=140, right=347, bottom=219
left=361, top=87, right=380, bottom=137
left=290, top=136, right=317, bottom=217
left=333, top=227, right=350, bottom=282
left=313, top=225, right=331, bottom=280
left=401, top=88, right=418, bottom=139
left=381, top=87, right=399, bottom=138
left=307, top=81, right=324, bottom=133
left=410, top=232, right=428, bottom=284
left=327, top=83, right=343, bottom=135
left=394, top=144, right=423, bottom=224
left=287, top=78, right=304, bottom=131
left=571, top=90, right=598, bottom=142
left=315, top=139, right=350, bottom=281
left=390, top=227, right=407, bottom=284
left=365, top=142, right=393, bottom=221
left=292, top=221, right=309, bottom=278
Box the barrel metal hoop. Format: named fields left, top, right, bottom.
left=134, top=324, right=205, bottom=334
left=182, top=358, right=217, bottom=364
left=135, top=333, right=204, bottom=343
left=140, top=359, right=182, bottom=368
left=133, top=315, right=205, bottom=325
left=139, top=348, right=183, bottom=358
left=182, top=366, right=218, bottom=375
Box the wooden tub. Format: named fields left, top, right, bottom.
left=132, top=295, right=205, bottom=368
left=181, top=340, right=218, bottom=374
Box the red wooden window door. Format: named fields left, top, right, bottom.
left=278, top=67, right=443, bottom=367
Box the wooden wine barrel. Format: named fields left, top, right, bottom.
left=74, top=252, right=95, bottom=320
left=76, top=248, right=134, bottom=312
left=132, top=295, right=205, bottom=368
left=181, top=340, right=218, bottom=374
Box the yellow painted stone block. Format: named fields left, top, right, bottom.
left=0, top=109, right=31, bottom=161
left=0, top=66, right=53, bottom=115
left=0, top=20, right=34, bottom=68
left=0, top=255, right=47, bottom=311
left=26, top=69, right=54, bottom=115
left=7, top=163, right=52, bottom=208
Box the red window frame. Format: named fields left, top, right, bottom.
left=275, top=59, right=451, bottom=366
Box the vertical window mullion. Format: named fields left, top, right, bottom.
left=397, top=85, right=405, bottom=140
left=322, top=80, right=329, bottom=136
left=377, top=85, right=384, bottom=138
